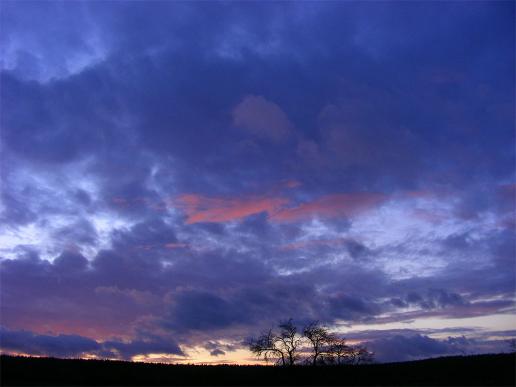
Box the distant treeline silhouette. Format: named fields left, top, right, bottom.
left=1, top=353, right=515, bottom=386
left=248, top=319, right=373, bottom=366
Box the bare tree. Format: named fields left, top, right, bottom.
left=303, top=324, right=374, bottom=366
left=248, top=328, right=286, bottom=366
left=248, top=319, right=303, bottom=366
left=276, top=319, right=303, bottom=366
left=325, top=336, right=352, bottom=365
left=303, top=321, right=333, bottom=366
left=249, top=319, right=373, bottom=366
left=344, top=345, right=374, bottom=364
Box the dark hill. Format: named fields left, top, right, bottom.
left=1, top=353, right=515, bottom=386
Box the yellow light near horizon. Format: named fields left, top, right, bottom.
left=131, top=347, right=264, bottom=365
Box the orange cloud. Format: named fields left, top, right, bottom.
left=175, top=194, right=289, bottom=224
left=175, top=192, right=385, bottom=224
left=270, top=193, right=386, bottom=222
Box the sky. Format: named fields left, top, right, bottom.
left=0, top=1, right=515, bottom=364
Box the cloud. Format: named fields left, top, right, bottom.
left=271, top=193, right=386, bottom=222
left=369, top=334, right=456, bottom=362
left=52, top=219, right=98, bottom=247
left=279, top=237, right=371, bottom=261
left=102, top=336, right=183, bottom=359
left=174, top=192, right=385, bottom=224
left=175, top=194, right=288, bottom=224
left=163, top=290, right=251, bottom=332
left=204, top=341, right=238, bottom=357
left=405, top=289, right=469, bottom=310
left=232, top=95, right=293, bottom=142
left=365, top=333, right=513, bottom=363
left=328, top=294, right=381, bottom=321
left=0, top=327, right=101, bottom=358
left=1, top=234, right=514, bottom=360
left=0, top=327, right=183, bottom=360
left=0, top=2, right=107, bottom=82
left=209, top=348, right=225, bottom=356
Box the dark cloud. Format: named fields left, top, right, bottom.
left=209, top=349, right=225, bottom=357
left=0, top=327, right=101, bottom=358
left=2, top=2, right=512, bottom=193
left=53, top=251, right=89, bottom=273
left=204, top=341, right=238, bottom=356
left=346, top=240, right=370, bottom=260
left=163, top=290, right=251, bottom=332
left=102, top=336, right=183, bottom=359
left=405, top=289, right=468, bottom=310
left=52, top=219, right=98, bottom=246
left=366, top=332, right=514, bottom=363
left=369, top=334, right=456, bottom=362
left=110, top=218, right=179, bottom=252
left=0, top=327, right=182, bottom=360
left=328, top=294, right=380, bottom=322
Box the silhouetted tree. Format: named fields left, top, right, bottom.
left=303, top=321, right=333, bottom=366
left=249, top=319, right=373, bottom=366
left=248, top=329, right=286, bottom=366
left=248, top=319, right=303, bottom=366
left=276, top=319, right=303, bottom=366
left=344, top=345, right=374, bottom=364
left=325, top=336, right=352, bottom=365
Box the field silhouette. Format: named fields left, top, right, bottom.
left=1, top=353, right=515, bottom=386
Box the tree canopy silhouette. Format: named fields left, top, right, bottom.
left=248, top=319, right=374, bottom=366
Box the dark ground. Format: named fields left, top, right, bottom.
left=1, top=353, right=515, bottom=386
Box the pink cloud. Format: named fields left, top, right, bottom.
left=174, top=192, right=385, bottom=224
left=175, top=194, right=289, bottom=224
